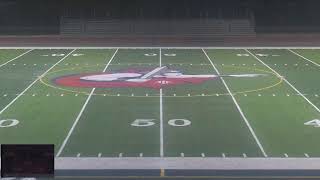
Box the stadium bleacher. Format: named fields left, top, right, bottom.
left=60, top=18, right=255, bottom=37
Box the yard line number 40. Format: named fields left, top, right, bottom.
left=131, top=119, right=191, bottom=127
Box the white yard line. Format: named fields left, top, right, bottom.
left=55, top=88, right=95, bottom=157
left=202, top=49, right=267, bottom=157
left=0, top=49, right=33, bottom=68
left=159, top=48, right=164, bottom=157
left=245, top=49, right=320, bottom=114
left=0, top=49, right=76, bottom=115
left=56, top=49, right=119, bottom=157
left=160, top=88, right=164, bottom=157
left=288, top=49, right=320, bottom=68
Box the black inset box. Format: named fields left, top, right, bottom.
left=1, top=144, right=54, bottom=178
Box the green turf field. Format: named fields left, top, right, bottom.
left=0, top=48, right=320, bottom=158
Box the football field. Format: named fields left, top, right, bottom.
left=0, top=47, right=320, bottom=159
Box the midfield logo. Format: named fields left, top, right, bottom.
left=54, top=66, right=266, bottom=89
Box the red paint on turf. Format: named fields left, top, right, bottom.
left=54, top=69, right=216, bottom=89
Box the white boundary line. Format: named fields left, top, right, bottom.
left=56, top=49, right=119, bottom=157
left=246, top=49, right=320, bottom=114
left=1, top=47, right=320, bottom=50
left=159, top=48, right=164, bottom=157
left=51, top=157, right=320, bottom=170
left=0, top=49, right=33, bottom=68
left=288, top=49, right=320, bottom=68
left=0, top=49, right=76, bottom=115
left=202, top=49, right=267, bottom=157
left=6, top=157, right=320, bottom=170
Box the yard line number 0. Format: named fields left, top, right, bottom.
left=131, top=119, right=191, bottom=127
left=0, top=119, right=19, bottom=127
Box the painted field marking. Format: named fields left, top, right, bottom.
left=243, top=153, right=247, bottom=158
left=159, top=48, right=164, bottom=157
left=0, top=49, right=76, bottom=116
left=0, top=119, right=19, bottom=128
left=0, top=49, right=33, bottom=68
left=56, top=88, right=95, bottom=157
left=305, top=153, right=310, bottom=158
left=246, top=49, right=320, bottom=114
left=296, top=93, right=308, bottom=96
left=56, top=49, right=119, bottom=157
left=288, top=49, right=320, bottom=68
left=203, top=49, right=267, bottom=157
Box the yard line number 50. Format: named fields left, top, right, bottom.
left=131, top=119, right=191, bottom=127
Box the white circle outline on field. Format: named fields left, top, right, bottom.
left=131, top=119, right=156, bottom=127
left=168, top=119, right=191, bottom=127
left=0, top=119, right=19, bottom=127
